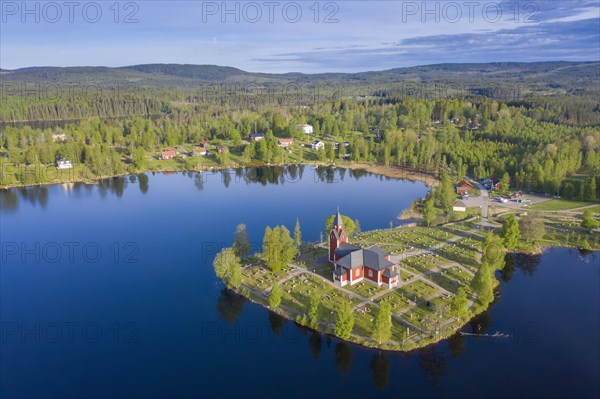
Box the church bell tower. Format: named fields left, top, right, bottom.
left=329, top=207, right=348, bottom=262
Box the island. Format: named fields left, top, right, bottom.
left=214, top=204, right=565, bottom=351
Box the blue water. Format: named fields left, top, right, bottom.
left=1, top=167, right=598, bottom=399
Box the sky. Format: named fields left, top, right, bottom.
left=1, top=0, right=599, bottom=73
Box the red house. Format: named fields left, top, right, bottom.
left=456, top=180, right=474, bottom=194
left=277, top=138, right=294, bottom=147
left=161, top=147, right=177, bottom=160
left=329, top=209, right=399, bottom=288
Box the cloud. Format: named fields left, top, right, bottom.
left=0, top=0, right=598, bottom=72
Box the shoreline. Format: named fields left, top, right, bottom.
left=0, top=160, right=438, bottom=190
left=228, top=261, right=500, bottom=353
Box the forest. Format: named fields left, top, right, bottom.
left=0, top=62, right=599, bottom=199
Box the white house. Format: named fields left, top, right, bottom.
left=56, top=158, right=72, bottom=170
left=452, top=200, right=467, bottom=212
left=296, top=124, right=314, bottom=134
left=51, top=133, right=67, bottom=142
left=312, top=140, right=324, bottom=150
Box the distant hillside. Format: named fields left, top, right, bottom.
left=1, top=61, right=598, bottom=95
left=119, top=64, right=251, bottom=81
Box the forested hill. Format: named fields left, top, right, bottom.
left=2, top=61, right=598, bottom=93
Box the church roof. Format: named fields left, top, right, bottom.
left=336, top=246, right=394, bottom=271
left=383, top=268, right=399, bottom=278
left=334, top=242, right=360, bottom=257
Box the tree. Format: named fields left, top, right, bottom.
left=131, top=148, right=147, bottom=170
left=422, top=194, right=436, bottom=227
left=581, top=209, right=599, bottom=230
left=499, top=172, right=510, bottom=192
left=372, top=302, right=392, bottom=344
left=233, top=224, right=251, bottom=259
left=436, top=171, right=455, bottom=212
left=229, top=262, right=242, bottom=289
left=308, top=293, right=321, bottom=329
left=294, top=218, right=302, bottom=248
left=470, top=260, right=494, bottom=308
left=519, top=213, right=545, bottom=242
left=263, top=225, right=297, bottom=273
left=269, top=282, right=282, bottom=308
left=483, top=232, right=505, bottom=270
left=501, top=215, right=521, bottom=249
left=335, top=300, right=355, bottom=340
left=324, top=142, right=335, bottom=160
left=450, top=288, right=469, bottom=320
left=585, top=178, right=597, bottom=201
left=325, top=214, right=358, bottom=236
left=213, top=248, right=242, bottom=289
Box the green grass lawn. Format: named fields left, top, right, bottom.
left=529, top=199, right=598, bottom=211
left=345, top=281, right=387, bottom=298
left=397, top=279, right=439, bottom=303
left=374, top=290, right=414, bottom=313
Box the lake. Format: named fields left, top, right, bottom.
left=1, top=167, right=598, bottom=399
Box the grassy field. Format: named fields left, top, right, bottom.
left=529, top=199, right=598, bottom=211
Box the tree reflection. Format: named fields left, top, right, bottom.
left=515, top=253, right=542, bottom=276
left=418, top=346, right=447, bottom=386
left=469, top=309, right=492, bottom=336
left=500, top=253, right=515, bottom=282
left=447, top=332, right=465, bottom=359
left=371, top=352, right=391, bottom=390
left=215, top=289, right=245, bottom=325
left=334, top=342, right=353, bottom=376
left=268, top=311, right=286, bottom=337
left=193, top=172, right=204, bottom=190
left=308, top=331, right=322, bottom=360
left=138, top=173, right=149, bottom=193
left=0, top=189, right=18, bottom=212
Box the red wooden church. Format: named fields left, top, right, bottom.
left=329, top=209, right=399, bottom=288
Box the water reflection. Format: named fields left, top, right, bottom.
left=371, top=352, right=391, bottom=390
left=216, top=289, right=245, bottom=325
left=447, top=332, right=465, bottom=360
left=418, top=346, right=447, bottom=386
left=0, top=186, right=49, bottom=212
left=308, top=332, right=322, bottom=360
left=0, top=189, right=19, bottom=212
left=267, top=311, right=286, bottom=337
left=514, top=253, right=542, bottom=276
left=138, top=174, right=149, bottom=193
left=334, top=342, right=353, bottom=376
left=1, top=167, right=405, bottom=212
left=500, top=253, right=515, bottom=282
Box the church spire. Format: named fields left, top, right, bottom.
left=334, top=206, right=343, bottom=229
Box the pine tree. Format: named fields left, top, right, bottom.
left=437, top=171, right=455, bottom=212
left=372, top=302, right=392, bottom=344
left=501, top=215, right=521, bottom=249
left=422, top=193, right=436, bottom=227
left=269, top=282, right=282, bottom=308
left=308, top=294, right=321, bottom=329
left=450, top=288, right=469, bottom=320
left=294, top=218, right=302, bottom=248
left=335, top=300, right=355, bottom=340
left=470, top=260, right=494, bottom=307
